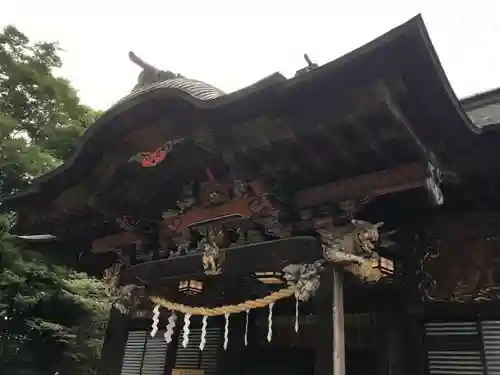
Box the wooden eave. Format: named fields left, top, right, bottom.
left=3, top=14, right=500, bottom=236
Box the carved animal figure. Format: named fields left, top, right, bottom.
left=318, top=220, right=384, bottom=262
left=201, top=229, right=225, bottom=275
left=283, top=260, right=325, bottom=301
left=103, top=263, right=121, bottom=296
left=113, top=284, right=148, bottom=315
left=129, top=51, right=180, bottom=90
left=102, top=249, right=130, bottom=296
left=233, top=180, right=250, bottom=198
left=202, top=242, right=220, bottom=275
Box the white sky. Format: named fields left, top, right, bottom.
left=1, top=0, right=499, bottom=110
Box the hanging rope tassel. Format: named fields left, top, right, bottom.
left=244, top=309, right=250, bottom=347
left=182, top=313, right=192, bottom=348
left=164, top=311, right=177, bottom=344
left=294, top=296, right=299, bottom=333
left=223, top=312, right=230, bottom=350
left=267, top=302, right=274, bottom=342
left=151, top=304, right=160, bottom=337
left=199, top=316, right=208, bottom=351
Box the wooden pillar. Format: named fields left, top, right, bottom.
left=98, top=308, right=129, bottom=375
left=332, top=268, right=346, bottom=375
left=315, top=266, right=346, bottom=375
left=400, top=225, right=427, bottom=375
left=404, top=307, right=426, bottom=375
left=377, top=306, right=406, bottom=375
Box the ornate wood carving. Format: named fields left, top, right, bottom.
left=120, top=218, right=390, bottom=303
left=317, top=219, right=387, bottom=283
left=417, top=212, right=500, bottom=302
left=102, top=248, right=130, bottom=296
left=162, top=181, right=278, bottom=233
left=84, top=161, right=435, bottom=303
left=160, top=179, right=290, bottom=259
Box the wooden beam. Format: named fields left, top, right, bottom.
left=381, top=87, right=430, bottom=161
left=295, top=163, right=427, bottom=208
left=91, top=232, right=141, bottom=253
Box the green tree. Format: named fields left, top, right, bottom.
left=0, top=239, right=110, bottom=375
left=0, top=25, right=110, bottom=375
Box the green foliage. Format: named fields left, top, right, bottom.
left=0, top=237, right=111, bottom=375
left=0, top=25, right=109, bottom=375
left=0, top=25, right=99, bottom=195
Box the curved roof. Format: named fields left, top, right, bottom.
left=461, top=87, right=500, bottom=128
left=3, top=14, right=500, bottom=235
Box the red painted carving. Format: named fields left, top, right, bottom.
left=139, top=142, right=172, bottom=167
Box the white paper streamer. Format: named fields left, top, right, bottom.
left=182, top=313, right=192, bottom=348
left=244, top=309, right=250, bottom=346
left=164, top=311, right=177, bottom=344
left=199, top=316, right=208, bottom=351
left=267, top=302, right=274, bottom=342
left=223, top=312, right=230, bottom=350
left=294, top=296, right=299, bottom=333
left=150, top=304, right=160, bottom=337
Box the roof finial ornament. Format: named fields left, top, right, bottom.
left=304, top=54, right=316, bottom=68
left=128, top=51, right=180, bottom=91
left=295, top=53, right=319, bottom=77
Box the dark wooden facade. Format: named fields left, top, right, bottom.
left=3, top=14, right=500, bottom=375
left=103, top=290, right=408, bottom=375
